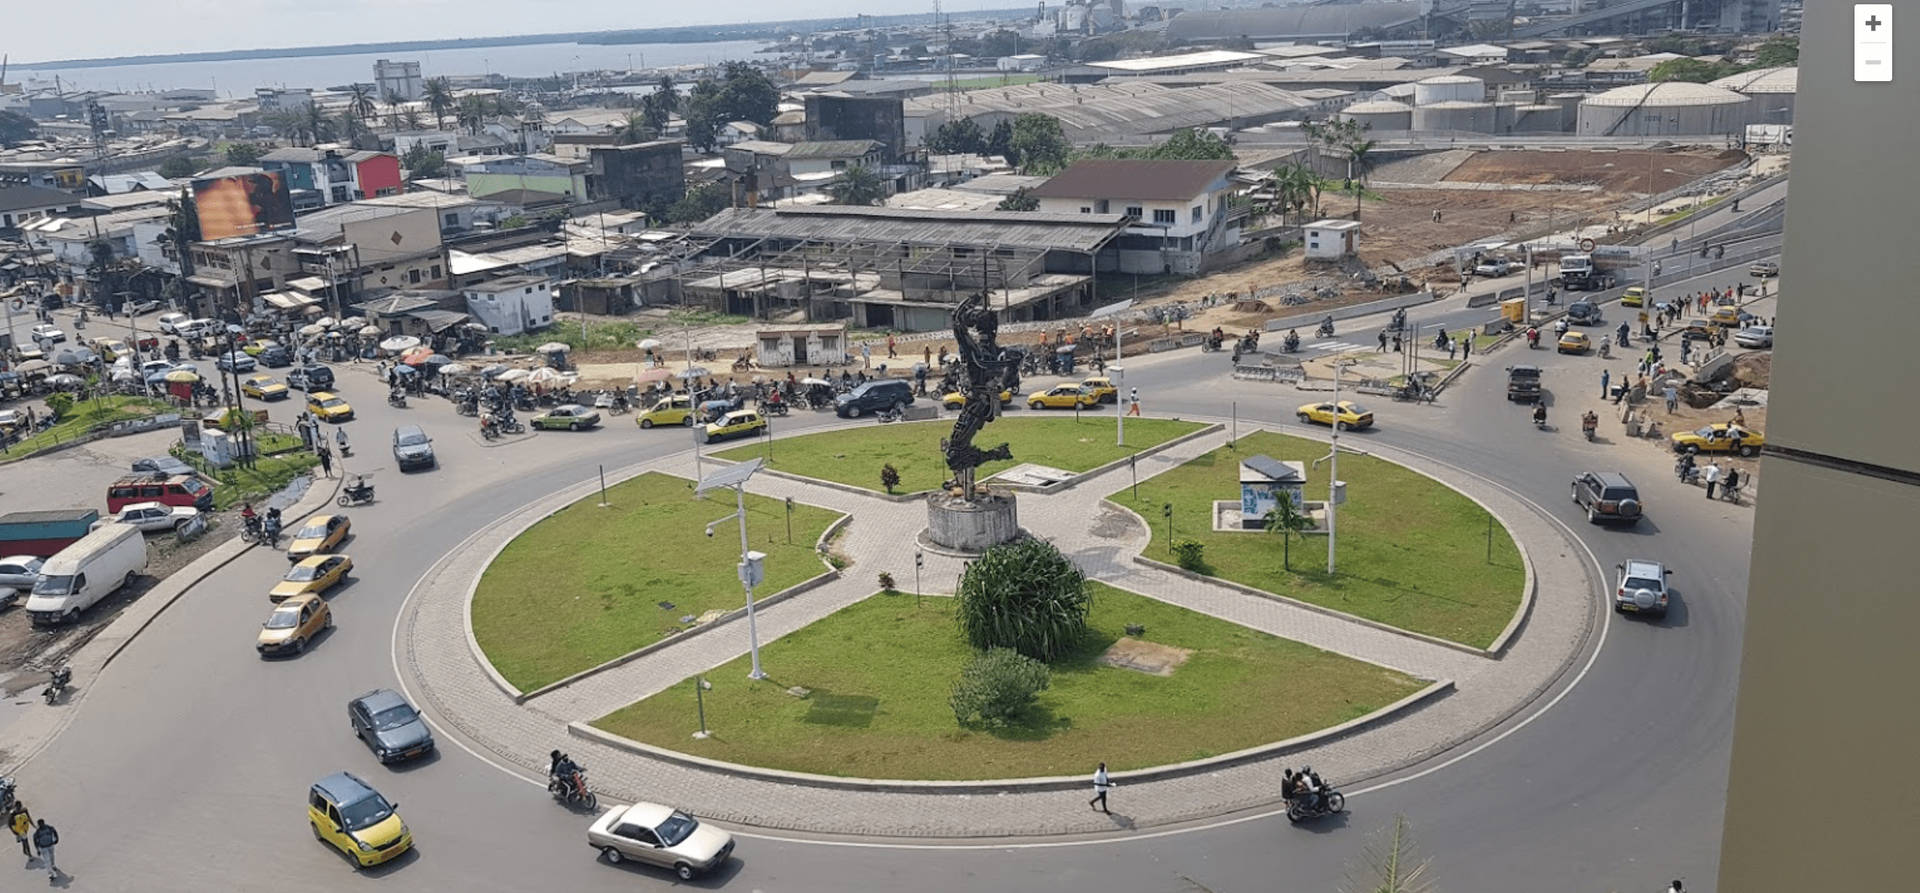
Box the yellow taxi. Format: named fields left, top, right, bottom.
left=1670, top=422, right=1764, bottom=457
left=1620, top=286, right=1647, bottom=307
left=286, top=513, right=351, bottom=561
left=241, top=338, right=279, bottom=357
left=241, top=374, right=290, bottom=401
left=306, top=391, right=354, bottom=422
left=942, top=388, right=1012, bottom=409
left=257, top=593, right=332, bottom=656
left=1080, top=376, right=1118, bottom=404
left=1557, top=331, right=1591, bottom=354
left=637, top=394, right=695, bottom=429
left=1708, top=306, right=1743, bottom=327
left=703, top=409, right=767, bottom=443
left=91, top=337, right=130, bottom=361
left=308, top=772, right=412, bottom=868
left=1296, top=400, right=1374, bottom=430
left=271, top=554, right=354, bottom=602
left=1027, top=384, right=1097, bottom=410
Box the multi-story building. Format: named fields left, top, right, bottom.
left=464, top=154, right=589, bottom=206
left=0, top=185, right=87, bottom=233
left=584, top=140, right=686, bottom=210
left=1027, top=158, right=1242, bottom=274
left=290, top=204, right=448, bottom=306
left=463, top=274, right=555, bottom=335
left=373, top=59, right=424, bottom=102
left=259, top=148, right=403, bottom=210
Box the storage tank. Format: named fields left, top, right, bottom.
left=1381, top=82, right=1419, bottom=102
left=1710, top=66, right=1797, bottom=124
left=1506, top=104, right=1565, bottom=134
left=1548, top=92, right=1586, bottom=121
left=1413, top=74, right=1485, bottom=106
left=1576, top=82, right=1752, bottom=137
left=1338, top=99, right=1413, bottom=131
left=1413, top=100, right=1495, bottom=133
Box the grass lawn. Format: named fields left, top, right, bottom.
left=713, top=416, right=1208, bottom=494
left=594, top=584, right=1423, bottom=779
left=1110, top=431, right=1524, bottom=648
left=473, top=471, right=844, bottom=691
left=0, top=396, right=173, bottom=463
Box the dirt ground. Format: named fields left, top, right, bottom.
left=1355, top=187, right=1623, bottom=266
left=1443, top=148, right=1747, bottom=192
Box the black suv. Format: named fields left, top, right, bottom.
left=835, top=379, right=914, bottom=418
left=288, top=364, right=335, bottom=391
left=1571, top=471, right=1643, bottom=526
left=1567, top=300, right=1602, bottom=325
left=1506, top=365, right=1543, bottom=402
left=258, top=344, right=292, bottom=367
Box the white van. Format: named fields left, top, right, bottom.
left=156, top=312, right=191, bottom=335
left=26, top=523, right=148, bottom=626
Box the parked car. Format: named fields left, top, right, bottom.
left=257, top=593, right=332, bottom=656
left=392, top=425, right=436, bottom=470
left=1748, top=260, right=1779, bottom=277
left=532, top=404, right=602, bottom=431
left=215, top=350, right=257, bottom=373
left=126, top=299, right=161, bottom=315
left=587, top=802, right=735, bottom=880
left=308, top=772, right=412, bottom=868
left=107, top=473, right=213, bottom=513
left=1570, top=471, right=1643, bottom=526
left=104, top=501, right=201, bottom=533
left=130, top=456, right=197, bottom=477
left=156, top=312, right=191, bottom=335
left=0, top=554, right=44, bottom=589
left=30, top=324, right=66, bottom=344
left=348, top=688, right=435, bottom=763
left=0, top=409, right=22, bottom=432
left=1614, top=559, right=1673, bottom=617
left=287, top=365, right=335, bottom=391
left=834, top=379, right=914, bottom=418
left=1733, top=325, right=1774, bottom=349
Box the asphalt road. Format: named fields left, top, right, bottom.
left=6, top=252, right=1772, bottom=892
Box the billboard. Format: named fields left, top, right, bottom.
left=191, top=172, right=295, bottom=240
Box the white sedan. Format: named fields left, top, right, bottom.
left=104, top=501, right=201, bottom=533
left=32, top=324, right=66, bottom=344
left=1733, top=325, right=1774, bottom=349
left=0, top=554, right=44, bottom=588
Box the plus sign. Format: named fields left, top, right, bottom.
left=1866, top=14, right=1884, bottom=30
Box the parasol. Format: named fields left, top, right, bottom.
left=163, top=368, right=201, bottom=383
left=637, top=338, right=662, bottom=350
left=536, top=342, right=571, bottom=354
left=379, top=335, right=422, bottom=353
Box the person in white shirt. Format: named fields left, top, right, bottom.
left=1088, top=762, right=1113, bottom=813
left=1703, top=461, right=1722, bottom=499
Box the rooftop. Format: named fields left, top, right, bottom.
left=692, top=205, right=1129, bottom=253
left=1086, top=49, right=1265, bottom=73
left=1029, top=159, right=1236, bottom=203
left=0, top=184, right=85, bottom=213
left=787, top=140, right=881, bottom=160
left=1582, top=81, right=1750, bottom=107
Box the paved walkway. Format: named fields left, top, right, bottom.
left=399, top=418, right=1596, bottom=839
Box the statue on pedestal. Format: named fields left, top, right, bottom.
left=941, top=293, right=1019, bottom=499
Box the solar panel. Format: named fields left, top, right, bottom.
left=695, top=458, right=763, bottom=494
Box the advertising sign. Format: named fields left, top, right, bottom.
left=191, top=172, right=295, bottom=240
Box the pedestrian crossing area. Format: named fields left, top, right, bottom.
left=1304, top=339, right=1372, bottom=355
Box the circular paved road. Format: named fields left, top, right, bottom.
left=11, top=257, right=1759, bottom=892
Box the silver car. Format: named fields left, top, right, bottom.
left=1733, top=325, right=1774, bottom=348
left=587, top=802, right=735, bottom=880
left=1615, top=559, right=1673, bottom=617
left=106, top=501, right=201, bottom=533
left=0, top=555, right=44, bottom=589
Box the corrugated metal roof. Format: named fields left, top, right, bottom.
left=1030, top=159, right=1235, bottom=203
left=691, top=206, right=1127, bottom=253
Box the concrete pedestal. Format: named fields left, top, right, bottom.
left=925, top=491, right=1021, bottom=554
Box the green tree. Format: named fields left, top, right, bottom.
left=159, top=156, right=199, bottom=179
left=663, top=182, right=730, bottom=224
left=224, top=142, right=264, bottom=165
left=401, top=144, right=446, bottom=180
left=346, top=83, right=378, bottom=123
left=1753, top=36, right=1799, bottom=67
left=949, top=648, right=1051, bottom=727
left=456, top=95, right=491, bottom=135
left=1340, top=815, right=1436, bottom=893
left=1346, top=137, right=1376, bottom=218
left=400, top=106, right=423, bottom=130
left=826, top=165, right=887, bottom=206
left=423, top=78, right=455, bottom=130
left=996, top=187, right=1039, bottom=212
left=880, top=463, right=901, bottom=494
left=1270, top=162, right=1319, bottom=222
left=303, top=101, right=334, bottom=145
left=1145, top=127, right=1235, bottom=161
left=682, top=62, right=780, bottom=152
left=927, top=117, right=988, bottom=155
left=0, top=110, right=37, bottom=147
left=1264, top=492, right=1312, bottom=571
left=45, top=392, right=75, bottom=419
left=640, top=91, right=672, bottom=136
left=955, top=538, right=1091, bottom=662
left=1009, top=112, right=1070, bottom=175
left=383, top=90, right=407, bottom=129
left=986, top=119, right=1015, bottom=164
left=1649, top=58, right=1738, bottom=83
left=615, top=111, right=655, bottom=144
left=653, top=75, right=680, bottom=114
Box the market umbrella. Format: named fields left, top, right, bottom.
left=162, top=368, right=202, bottom=384
left=526, top=367, right=564, bottom=385
left=637, top=338, right=662, bottom=350
left=299, top=323, right=327, bottom=337
left=315, top=316, right=337, bottom=329
left=421, top=354, right=453, bottom=368
left=379, top=335, right=421, bottom=353
left=15, top=359, right=50, bottom=374
left=479, top=364, right=510, bottom=379
left=391, top=364, right=419, bottom=376
left=438, top=363, right=469, bottom=377
left=635, top=368, right=672, bottom=384
left=339, top=317, right=366, bottom=330
left=1056, top=345, right=1076, bottom=354
left=359, top=325, right=382, bottom=336
left=679, top=366, right=710, bottom=380
left=801, top=377, right=832, bottom=387
left=401, top=346, right=436, bottom=366
left=46, top=373, right=84, bottom=388
left=536, top=342, right=571, bottom=354
left=144, top=370, right=176, bottom=384
left=497, top=368, right=529, bottom=382
left=53, top=348, right=97, bottom=366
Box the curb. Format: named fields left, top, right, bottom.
left=566, top=678, right=1454, bottom=795
left=0, top=469, right=342, bottom=776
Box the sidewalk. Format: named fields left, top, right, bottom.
left=398, top=420, right=1598, bottom=839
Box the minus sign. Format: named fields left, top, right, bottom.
left=1865, top=59, right=1885, bottom=65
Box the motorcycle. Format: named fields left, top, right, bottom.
left=1581, top=414, right=1598, bottom=442
left=0, top=774, right=15, bottom=814
left=1283, top=332, right=1301, bottom=353
left=43, top=665, right=71, bottom=706
left=338, top=475, right=376, bottom=506
left=549, top=766, right=598, bottom=810
left=1532, top=406, right=1549, bottom=430
left=242, top=514, right=265, bottom=543
left=1317, top=318, right=1336, bottom=339
left=1599, top=336, right=1612, bottom=359
left=480, top=417, right=501, bottom=441
left=1285, top=784, right=1347, bottom=823
left=1526, top=328, right=1541, bottom=349
left=876, top=406, right=905, bottom=424
left=758, top=398, right=789, bottom=417
left=388, top=389, right=407, bottom=408
left=1675, top=456, right=1700, bottom=485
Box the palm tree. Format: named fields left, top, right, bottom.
left=400, top=106, right=423, bottom=130
left=303, top=101, right=333, bottom=145
left=337, top=109, right=366, bottom=147
left=615, top=112, right=653, bottom=145
left=383, top=90, right=406, bottom=130
left=1345, top=138, right=1376, bottom=218
left=264, top=109, right=307, bottom=146
left=490, top=92, right=524, bottom=118
left=1264, top=493, right=1312, bottom=571
left=347, top=83, right=377, bottom=124
left=423, top=77, right=455, bottom=130
left=826, top=165, right=888, bottom=206
left=455, top=95, right=489, bottom=136
left=653, top=75, right=679, bottom=114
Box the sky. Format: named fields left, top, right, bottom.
left=10, top=0, right=1009, bottom=64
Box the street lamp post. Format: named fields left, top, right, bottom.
left=692, top=676, right=712, bottom=739
left=697, top=458, right=768, bottom=679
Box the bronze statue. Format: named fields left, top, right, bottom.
left=941, top=294, right=1019, bottom=498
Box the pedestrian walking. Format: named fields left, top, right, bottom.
left=1679, top=339, right=1691, bottom=365
left=1376, top=331, right=1387, bottom=352
left=1392, top=333, right=1402, bottom=353
left=860, top=341, right=872, bottom=370
left=922, top=345, right=931, bottom=367
left=31, top=819, right=56, bottom=879
left=8, top=802, right=30, bottom=859
left=1664, top=383, right=1679, bottom=414
left=1447, top=338, right=1457, bottom=360
left=317, top=443, right=333, bottom=478
left=1461, top=332, right=1472, bottom=359
left=886, top=332, right=898, bottom=359
left=1088, top=762, right=1114, bottom=813
left=1703, top=462, right=1722, bottom=499
left=1601, top=369, right=1611, bottom=399
left=1126, top=388, right=1141, bottom=417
